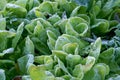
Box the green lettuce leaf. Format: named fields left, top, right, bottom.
left=0, top=69, right=6, bottom=80
left=0, top=18, right=6, bottom=30
left=12, top=22, right=24, bottom=48
left=17, top=54, right=34, bottom=74
left=24, top=36, right=34, bottom=55
left=5, top=3, right=27, bottom=18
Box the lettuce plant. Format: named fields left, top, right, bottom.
left=0, top=0, right=120, bottom=80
